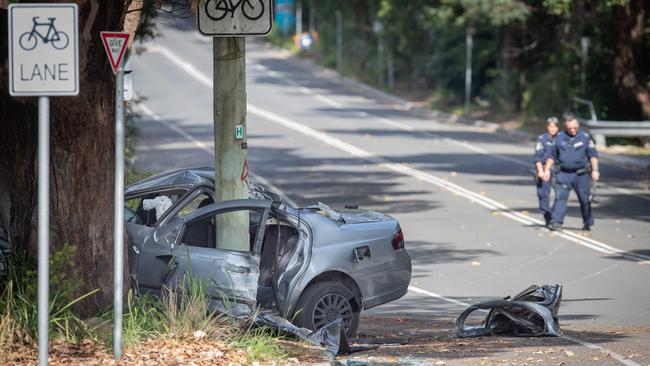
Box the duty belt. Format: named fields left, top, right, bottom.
left=560, top=167, right=588, bottom=175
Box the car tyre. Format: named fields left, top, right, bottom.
left=294, top=281, right=360, bottom=338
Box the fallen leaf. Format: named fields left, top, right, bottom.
left=564, top=350, right=575, bottom=357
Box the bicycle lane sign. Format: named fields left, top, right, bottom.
left=8, top=3, right=79, bottom=96
left=198, top=0, right=273, bottom=36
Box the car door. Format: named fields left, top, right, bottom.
left=169, top=199, right=271, bottom=316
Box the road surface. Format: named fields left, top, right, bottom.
left=129, top=16, right=650, bottom=365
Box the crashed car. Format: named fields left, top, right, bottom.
left=125, top=167, right=411, bottom=336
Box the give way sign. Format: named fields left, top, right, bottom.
left=100, top=32, right=130, bottom=74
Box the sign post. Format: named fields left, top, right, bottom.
left=100, top=31, right=130, bottom=360
left=8, top=4, right=79, bottom=365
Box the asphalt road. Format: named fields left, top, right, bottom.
left=130, top=16, right=650, bottom=365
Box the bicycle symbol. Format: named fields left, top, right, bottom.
left=205, top=0, right=265, bottom=21
left=19, top=16, right=69, bottom=51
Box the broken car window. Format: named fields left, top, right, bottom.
left=176, top=193, right=214, bottom=219
left=126, top=189, right=187, bottom=227
left=181, top=208, right=266, bottom=253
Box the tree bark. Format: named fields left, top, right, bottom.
left=611, top=0, right=650, bottom=119
left=0, top=1, right=138, bottom=316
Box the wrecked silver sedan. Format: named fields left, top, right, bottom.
left=125, top=167, right=411, bottom=336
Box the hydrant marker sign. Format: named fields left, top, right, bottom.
left=100, top=32, right=130, bottom=75
left=8, top=3, right=79, bottom=96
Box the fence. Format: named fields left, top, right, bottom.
left=573, top=97, right=650, bottom=146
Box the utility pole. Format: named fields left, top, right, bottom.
left=213, top=37, right=248, bottom=251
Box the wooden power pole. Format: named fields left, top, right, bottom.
left=213, top=37, right=249, bottom=251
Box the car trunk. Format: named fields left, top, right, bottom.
left=307, top=203, right=393, bottom=225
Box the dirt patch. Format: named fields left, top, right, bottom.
left=338, top=315, right=648, bottom=365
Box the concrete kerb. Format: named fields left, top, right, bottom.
left=256, top=41, right=650, bottom=172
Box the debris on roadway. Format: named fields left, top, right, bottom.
left=456, top=285, right=563, bottom=338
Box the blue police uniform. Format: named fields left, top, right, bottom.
left=533, top=133, right=556, bottom=223
left=549, top=130, right=598, bottom=227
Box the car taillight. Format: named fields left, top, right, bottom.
left=391, top=226, right=404, bottom=250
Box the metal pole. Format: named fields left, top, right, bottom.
left=336, top=11, right=342, bottom=76
left=377, top=36, right=384, bottom=87
left=113, top=68, right=124, bottom=360
left=38, top=96, right=50, bottom=366
left=464, top=29, right=473, bottom=115
left=580, top=36, right=590, bottom=96
left=308, top=2, right=314, bottom=33
left=387, top=48, right=394, bottom=90
left=296, top=0, right=302, bottom=36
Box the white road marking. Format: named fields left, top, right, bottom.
left=149, top=44, right=650, bottom=263
left=136, top=103, right=298, bottom=209
left=408, top=285, right=641, bottom=366
left=249, top=56, right=650, bottom=203
left=135, top=91, right=642, bottom=366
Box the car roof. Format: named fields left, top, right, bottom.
left=125, top=166, right=215, bottom=195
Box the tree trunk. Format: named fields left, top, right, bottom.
left=611, top=0, right=650, bottom=119
left=0, top=1, right=136, bottom=316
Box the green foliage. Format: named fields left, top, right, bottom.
left=295, top=0, right=649, bottom=123
left=134, top=0, right=160, bottom=43
left=0, top=246, right=99, bottom=349
left=235, top=326, right=286, bottom=362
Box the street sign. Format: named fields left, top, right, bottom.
left=198, top=0, right=273, bottom=36
left=8, top=3, right=79, bottom=96
left=275, top=0, right=294, bottom=34
left=235, top=124, right=244, bottom=140
left=100, top=32, right=130, bottom=74
left=100, top=30, right=131, bottom=361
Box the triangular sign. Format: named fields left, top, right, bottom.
left=100, top=31, right=130, bottom=74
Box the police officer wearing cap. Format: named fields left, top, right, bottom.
left=543, top=113, right=600, bottom=231
left=534, top=117, right=560, bottom=226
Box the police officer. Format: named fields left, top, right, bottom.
left=534, top=117, right=560, bottom=226
left=543, top=113, right=600, bottom=231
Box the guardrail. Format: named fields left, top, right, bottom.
left=572, top=97, right=650, bottom=146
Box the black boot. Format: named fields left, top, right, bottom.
left=544, top=213, right=552, bottom=227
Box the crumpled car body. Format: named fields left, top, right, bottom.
left=456, top=284, right=563, bottom=338
left=125, top=167, right=412, bottom=336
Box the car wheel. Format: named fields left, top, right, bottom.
left=294, top=281, right=360, bottom=337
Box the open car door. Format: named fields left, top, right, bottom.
left=169, top=199, right=271, bottom=316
